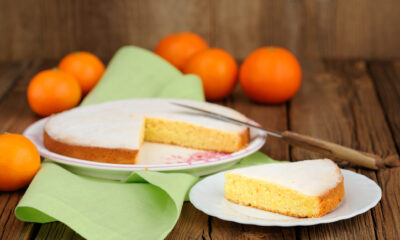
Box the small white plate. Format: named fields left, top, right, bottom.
left=189, top=169, right=382, bottom=226
left=23, top=99, right=267, bottom=179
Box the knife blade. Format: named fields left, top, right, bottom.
left=170, top=102, right=282, bottom=138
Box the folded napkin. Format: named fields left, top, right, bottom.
left=16, top=46, right=277, bottom=240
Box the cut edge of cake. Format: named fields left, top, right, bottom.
left=144, top=116, right=250, bottom=153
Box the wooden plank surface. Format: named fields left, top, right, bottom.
left=1, top=0, right=400, bottom=61
left=0, top=60, right=43, bottom=240
left=0, top=62, right=30, bottom=101
left=288, top=60, right=376, bottom=239
left=0, top=59, right=399, bottom=239
left=289, top=60, right=400, bottom=240
left=35, top=222, right=84, bottom=240
left=368, top=61, right=400, bottom=152
left=166, top=203, right=210, bottom=240
left=325, top=61, right=400, bottom=239
left=366, top=61, right=400, bottom=239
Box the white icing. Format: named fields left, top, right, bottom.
left=228, top=159, right=343, bottom=196
left=44, top=99, right=247, bottom=150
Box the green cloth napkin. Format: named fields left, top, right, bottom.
left=15, top=46, right=277, bottom=240
left=81, top=46, right=205, bottom=104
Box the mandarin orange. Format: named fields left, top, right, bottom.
left=0, top=133, right=40, bottom=191
left=183, top=48, right=238, bottom=101
left=155, top=32, right=208, bottom=70
left=239, top=47, right=302, bottom=104
left=58, top=52, right=105, bottom=94
left=27, top=69, right=82, bottom=116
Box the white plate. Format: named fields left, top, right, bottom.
left=189, top=169, right=382, bottom=226
left=23, top=99, right=267, bottom=179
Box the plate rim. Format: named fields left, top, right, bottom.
left=23, top=98, right=267, bottom=172
left=189, top=169, right=382, bottom=227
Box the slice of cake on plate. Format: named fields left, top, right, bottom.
left=44, top=99, right=249, bottom=164
left=224, top=159, right=344, bottom=218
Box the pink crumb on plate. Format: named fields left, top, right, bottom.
left=166, top=151, right=229, bottom=165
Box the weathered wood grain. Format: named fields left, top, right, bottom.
left=318, top=0, right=400, bottom=59
left=289, top=60, right=356, bottom=163
left=211, top=216, right=297, bottom=240
left=0, top=60, right=43, bottom=133
left=367, top=61, right=400, bottom=153
left=289, top=60, right=381, bottom=239
left=0, top=191, right=39, bottom=240
left=166, top=203, right=210, bottom=240
left=0, top=0, right=42, bottom=61
left=36, top=0, right=139, bottom=61
left=1, top=0, right=400, bottom=61
left=0, top=60, right=44, bottom=240
left=35, top=223, right=84, bottom=240
left=322, top=60, right=400, bottom=239
left=326, top=61, right=399, bottom=166
left=375, top=168, right=400, bottom=240
left=0, top=62, right=31, bottom=101
left=366, top=62, right=400, bottom=239
left=333, top=60, right=400, bottom=240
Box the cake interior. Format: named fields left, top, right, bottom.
left=144, top=117, right=248, bottom=153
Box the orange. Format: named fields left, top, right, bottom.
left=155, top=32, right=208, bottom=70
left=183, top=48, right=238, bottom=101
left=239, top=47, right=302, bottom=104
left=58, top=52, right=105, bottom=94
left=0, top=133, right=40, bottom=191
left=27, top=69, right=82, bottom=117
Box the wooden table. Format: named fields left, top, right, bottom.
left=0, top=59, right=399, bottom=239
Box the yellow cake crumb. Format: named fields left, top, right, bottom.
left=224, top=167, right=344, bottom=218
left=144, top=117, right=249, bottom=153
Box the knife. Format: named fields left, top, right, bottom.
left=171, top=102, right=384, bottom=170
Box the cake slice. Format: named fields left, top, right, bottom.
left=224, top=159, right=344, bottom=218
left=44, top=99, right=249, bottom=164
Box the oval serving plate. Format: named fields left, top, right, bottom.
left=23, top=99, right=267, bottom=180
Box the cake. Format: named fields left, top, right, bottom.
left=224, top=159, right=344, bottom=218
left=43, top=99, right=249, bottom=164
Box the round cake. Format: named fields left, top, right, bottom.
left=44, top=99, right=250, bottom=164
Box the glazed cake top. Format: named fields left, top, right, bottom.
left=44, top=99, right=248, bottom=150
left=228, top=159, right=343, bottom=196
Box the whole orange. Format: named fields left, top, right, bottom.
left=239, top=47, right=302, bottom=104
left=183, top=48, right=238, bottom=101
left=58, top=52, right=105, bottom=94
left=154, top=32, right=208, bottom=70
left=0, top=133, right=40, bottom=191
left=27, top=69, right=82, bottom=116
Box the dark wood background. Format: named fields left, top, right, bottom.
left=1, top=0, right=400, bottom=62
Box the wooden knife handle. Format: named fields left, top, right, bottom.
left=281, top=131, right=384, bottom=170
